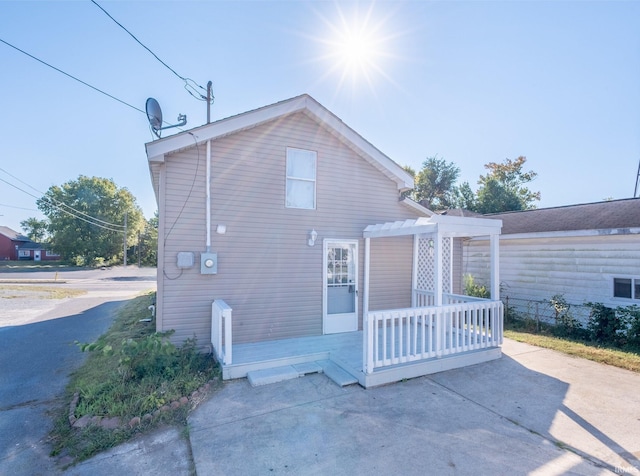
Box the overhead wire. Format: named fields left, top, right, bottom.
left=0, top=178, right=123, bottom=233
left=0, top=203, right=39, bottom=212
left=0, top=38, right=145, bottom=115
left=162, top=132, right=200, bottom=280
left=0, top=37, right=187, bottom=134
left=90, top=0, right=214, bottom=104
left=0, top=167, right=125, bottom=229
left=0, top=177, right=123, bottom=233
left=0, top=178, right=124, bottom=233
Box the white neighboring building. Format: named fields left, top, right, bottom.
left=464, top=199, right=640, bottom=316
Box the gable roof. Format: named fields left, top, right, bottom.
left=0, top=226, right=30, bottom=242
left=485, top=198, right=640, bottom=235
left=145, top=94, right=414, bottom=201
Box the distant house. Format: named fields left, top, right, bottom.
left=464, top=199, right=640, bottom=317
left=145, top=94, right=503, bottom=387
left=0, top=226, right=59, bottom=261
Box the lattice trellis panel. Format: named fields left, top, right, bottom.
left=442, top=236, right=452, bottom=294
left=416, top=236, right=453, bottom=293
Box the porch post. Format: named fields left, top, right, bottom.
left=434, top=232, right=442, bottom=307
left=490, top=234, right=500, bottom=300
left=434, top=232, right=443, bottom=356
left=411, top=234, right=419, bottom=307
left=363, top=237, right=372, bottom=374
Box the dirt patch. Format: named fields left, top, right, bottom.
left=0, top=285, right=86, bottom=300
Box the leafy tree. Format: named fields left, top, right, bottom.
left=451, top=181, right=477, bottom=211
left=401, top=165, right=417, bottom=200
left=36, top=176, right=145, bottom=265
left=134, top=213, right=158, bottom=266
left=413, top=156, right=460, bottom=210
left=20, top=217, right=49, bottom=242
left=475, top=156, right=540, bottom=213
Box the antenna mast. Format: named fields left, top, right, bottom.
left=635, top=159, right=640, bottom=198
left=206, top=81, right=213, bottom=124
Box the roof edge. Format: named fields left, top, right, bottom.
left=145, top=94, right=414, bottom=192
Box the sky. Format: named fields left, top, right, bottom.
left=1, top=0, right=639, bottom=233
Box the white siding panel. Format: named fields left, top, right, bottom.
left=464, top=234, right=640, bottom=308
left=159, top=112, right=422, bottom=345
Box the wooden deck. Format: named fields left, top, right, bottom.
left=219, top=331, right=501, bottom=388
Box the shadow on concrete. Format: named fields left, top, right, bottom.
left=105, top=276, right=156, bottom=282
left=429, top=351, right=638, bottom=473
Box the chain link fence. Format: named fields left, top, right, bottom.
left=502, top=295, right=591, bottom=328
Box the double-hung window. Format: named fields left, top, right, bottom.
left=286, top=147, right=316, bottom=209
left=613, top=277, right=640, bottom=300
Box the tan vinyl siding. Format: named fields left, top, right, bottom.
left=464, top=234, right=640, bottom=307
left=368, top=236, right=414, bottom=311
left=159, top=112, right=421, bottom=345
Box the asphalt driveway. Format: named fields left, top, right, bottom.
left=0, top=266, right=156, bottom=475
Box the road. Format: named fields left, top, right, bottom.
left=0, top=266, right=156, bottom=475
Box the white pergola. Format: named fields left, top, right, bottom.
left=362, top=214, right=502, bottom=316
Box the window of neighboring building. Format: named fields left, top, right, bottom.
left=613, top=277, right=640, bottom=300
left=286, top=147, right=316, bottom=209
left=18, top=250, right=30, bottom=258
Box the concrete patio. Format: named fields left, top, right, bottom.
left=69, top=338, right=640, bottom=475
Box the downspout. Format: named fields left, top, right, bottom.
left=206, top=139, right=211, bottom=252
left=205, top=80, right=213, bottom=253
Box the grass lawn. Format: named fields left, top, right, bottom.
left=505, top=329, right=640, bottom=373
left=0, top=261, right=78, bottom=271
left=49, top=292, right=220, bottom=464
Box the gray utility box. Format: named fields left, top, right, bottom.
left=200, top=252, right=218, bottom=274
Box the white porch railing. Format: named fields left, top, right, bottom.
left=365, top=295, right=503, bottom=374
left=211, top=299, right=232, bottom=365
left=413, top=289, right=489, bottom=307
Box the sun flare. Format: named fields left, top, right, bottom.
left=312, top=3, right=399, bottom=93
left=335, top=28, right=379, bottom=78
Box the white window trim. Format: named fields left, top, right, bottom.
left=612, top=275, right=640, bottom=301
left=285, top=147, right=317, bottom=210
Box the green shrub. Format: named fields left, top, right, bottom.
left=614, top=305, right=640, bottom=351
left=586, top=302, right=626, bottom=347
left=550, top=294, right=585, bottom=339
left=464, top=274, right=490, bottom=299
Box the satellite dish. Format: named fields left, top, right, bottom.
left=145, top=97, right=187, bottom=139
left=146, top=98, right=163, bottom=134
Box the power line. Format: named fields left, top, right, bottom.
left=0, top=37, right=145, bottom=115
left=90, top=0, right=213, bottom=103
left=0, top=167, right=125, bottom=229
left=0, top=37, right=188, bottom=136
left=0, top=176, right=123, bottom=233
left=0, top=177, right=117, bottom=231
left=0, top=203, right=39, bottom=212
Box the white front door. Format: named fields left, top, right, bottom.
left=323, top=240, right=358, bottom=334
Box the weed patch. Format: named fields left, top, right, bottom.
left=49, top=292, right=220, bottom=464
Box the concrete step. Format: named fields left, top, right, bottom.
left=247, top=362, right=323, bottom=387
left=247, top=366, right=299, bottom=387
left=317, top=360, right=358, bottom=387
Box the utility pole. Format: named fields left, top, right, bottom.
left=138, top=230, right=142, bottom=267
left=123, top=211, right=128, bottom=267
